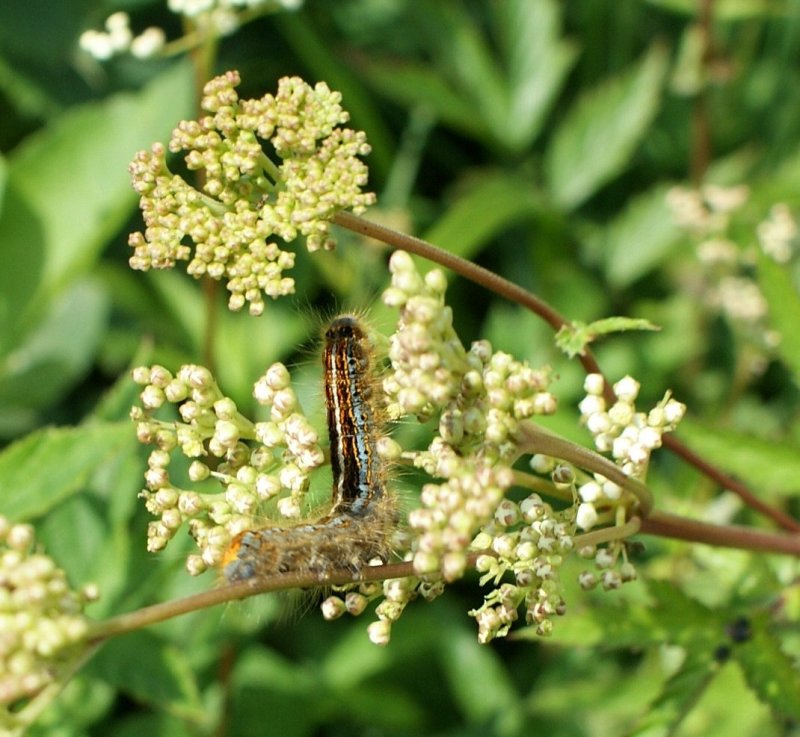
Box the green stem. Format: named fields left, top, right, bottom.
left=160, top=4, right=281, bottom=58
left=514, top=421, right=654, bottom=517
left=510, top=469, right=572, bottom=502
left=574, top=516, right=641, bottom=548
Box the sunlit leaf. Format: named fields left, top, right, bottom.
left=423, top=172, right=545, bottom=260
left=491, top=0, right=577, bottom=151
left=2, top=60, right=194, bottom=306
left=545, top=44, right=668, bottom=209
left=646, top=0, right=790, bottom=20
left=88, top=632, right=203, bottom=718
left=736, top=615, right=800, bottom=721
left=675, top=418, right=800, bottom=496
left=627, top=647, right=718, bottom=737
left=601, top=184, right=684, bottom=288
left=0, top=422, right=133, bottom=521
left=556, top=316, right=659, bottom=357
left=757, top=250, right=800, bottom=386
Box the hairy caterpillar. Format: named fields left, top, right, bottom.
left=222, top=315, right=396, bottom=582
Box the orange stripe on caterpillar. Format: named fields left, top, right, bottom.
left=223, top=314, right=395, bottom=583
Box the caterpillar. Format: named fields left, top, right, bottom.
left=222, top=315, right=395, bottom=583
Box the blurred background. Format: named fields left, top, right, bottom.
left=1, top=1, right=799, bottom=735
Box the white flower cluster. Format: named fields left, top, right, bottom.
left=129, top=73, right=375, bottom=315
left=577, top=373, right=685, bottom=530
left=320, top=572, right=445, bottom=647
left=666, top=184, right=749, bottom=234
left=0, top=518, right=96, bottom=710
left=666, top=183, right=790, bottom=357
left=168, top=0, right=302, bottom=18
left=469, top=494, right=574, bottom=641
left=382, top=251, right=558, bottom=580
left=80, top=2, right=304, bottom=61
left=79, top=12, right=165, bottom=60
left=757, top=203, right=798, bottom=264
left=131, top=361, right=323, bottom=574
left=373, top=251, right=569, bottom=643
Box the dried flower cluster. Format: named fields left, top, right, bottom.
left=0, top=517, right=96, bottom=715
left=128, top=72, right=375, bottom=315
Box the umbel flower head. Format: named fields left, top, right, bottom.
left=130, top=250, right=680, bottom=645
left=0, top=517, right=96, bottom=714
left=128, top=71, right=375, bottom=315
left=131, top=362, right=325, bottom=574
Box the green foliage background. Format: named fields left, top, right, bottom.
left=1, top=0, right=799, bottom=735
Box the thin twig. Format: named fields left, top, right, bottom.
left=87, top=505, right=800, bottom=643
left=334, top=211, right=800, bottom=532
left=660, top=435, right=800, bottom=531
left=640, top=511, right=800, bottom=555
left=88, top=558, right=427, bottom=643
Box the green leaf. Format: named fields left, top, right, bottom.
left=735, top=616, right=800, bottom=720
left=363, top=59, right=490, bottom=141
left=319, top=623, right=391, bottom=690
left=0, top=278, right=110, bottom=428
left=491, top=0, right=577, bottom=152
left=0, top=182, right=44, bottom=349
left=436, top=626, right=523, bottom=735
left=0, top=151, right=7, bottom=214
left=600, top=184, right=684, bottom=287
left=419, top=3, right=509, bottom=141
left=543, top=579, right=725, bottom=650
left=545, top=44, right=669, bottom=210
left=0, top=421, right=134, bottom=521
left=88, top=632, right=203, bottom=718
left=423, top=172, right=545, bottom=260
left=627, top=647, right=719, bottom=737
left=757, top=250, right=800, bottom=385
left=675, top=417, right=800, bottom=496
left=230, top=648, right=316, bottom=737
left=2, top=60, right=194, bottom=309
left=0, top=53, right=62, bottom=123
left=646, top=0, right=788, bottom=20
left=364, top=0, right=576, bottom=155
left=32, top=675, right=115, bottom=737
left=556, top=316, right=659, bottom=357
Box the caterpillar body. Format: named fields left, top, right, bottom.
left=222, top=315, right=395, bottom=582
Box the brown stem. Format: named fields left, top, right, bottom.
left=335, top=211, right=569, bottom=335
left=87, top=508, right=800, bottom=642
left=88, top=558, right=428, bottom=643
left=334, top=212, right=800, bottom=532
left=662, top=435, right=800, bottom=532
left=640, top=511, right=800, bottom=555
